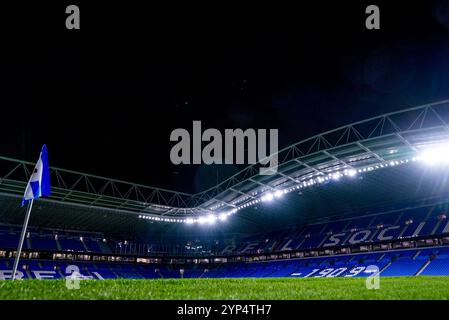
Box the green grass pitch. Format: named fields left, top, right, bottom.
left=0, top=277, right=448, bottom=300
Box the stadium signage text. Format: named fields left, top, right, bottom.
left=0, top=270, right=105, bottom=280
left=219, top=219, right=449, bottom=255
left=170, top=121, right=278, bottom=175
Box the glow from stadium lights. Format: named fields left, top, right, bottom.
left=274, top=190, right=284, bottom=198
left=332, top=172, right=342, bottom=180
left=261, top=192, right=274, bottom=202
left=136, top=149, right=439, bottom=225
left=197, top=216, right=207, bottom=224
left=347, top=169, right=357, bottom=177
left=419, top=143, right=449, bottom=166
left=207, top=214, right=217, bottom=224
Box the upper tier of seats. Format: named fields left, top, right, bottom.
left=0, top=202, right=448, bottom=257
left=0, top=226, right=112, bottom=254
left=217, top=204, right=449, bottom=255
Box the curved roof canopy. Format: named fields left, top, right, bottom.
left=2, top=99, right=449, bottom=224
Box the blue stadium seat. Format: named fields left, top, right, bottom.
left=420, top=257, right=449, bottom=276
left=380, top=260, right=425, bottom=276
left=30, top=236, right=58, bottom=251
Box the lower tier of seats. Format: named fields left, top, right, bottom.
left=1, top=246, right=449, bottom=280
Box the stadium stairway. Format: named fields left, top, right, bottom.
left=55, top=238, right=62, bottom=251
left=81, top=240, right=90, bottom=252
left=415, top=260, right=432, bottom=275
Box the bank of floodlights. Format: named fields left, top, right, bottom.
left=137, top=141, right=449, bottom=226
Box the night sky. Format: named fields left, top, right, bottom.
left=1, top=1, right=449, bottom=193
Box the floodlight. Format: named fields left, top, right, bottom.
left=262, top=192, right=274, bottom=202
left=274, top=190, right=283, bottom=198
left=419, top=143, right=449, bottom=166
left=198, top=216, right=208, bottom=224
left=332, top=172, right=341, bottom=180
left=207, top=214, right=217, bottom=224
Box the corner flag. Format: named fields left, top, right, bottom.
left=12, top=145, right=51, bottom=280
left=22, top=144, right=51, bottom=206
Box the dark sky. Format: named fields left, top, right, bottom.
left=1, top=1, right=449, bottom=193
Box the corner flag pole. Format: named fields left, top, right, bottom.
left=11, top=144, right=51, bottom=281
left=11, top=199, right=34, bottom=280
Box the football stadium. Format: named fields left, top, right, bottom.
left=2, top=100, right=449, bottom=299
left=3, top=1, right=449, bottom=305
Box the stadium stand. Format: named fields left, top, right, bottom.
left=2, top=246, right=449, bottom=279
left=1, top=202, right=449, bottom=257
left=1, top=200, right=449, bottom=280
left=3, top=100, right=449, bottom=285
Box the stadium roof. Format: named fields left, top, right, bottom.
left=2, top=99, right=449, bottom=229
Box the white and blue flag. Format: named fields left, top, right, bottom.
left=22, top=145, right=51, bottom=206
